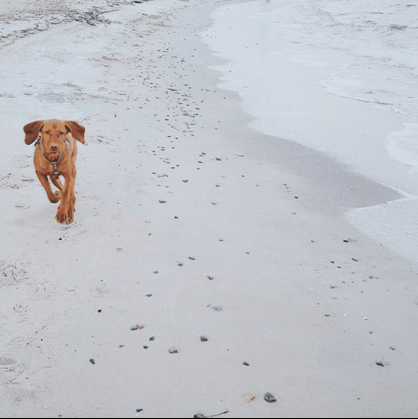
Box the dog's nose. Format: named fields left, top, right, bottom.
left=51, top=144, right=59, bottom=152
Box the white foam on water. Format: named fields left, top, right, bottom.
left=387, top=124, right=418, bottom=177
left=202, top=0, right=418, bottom=262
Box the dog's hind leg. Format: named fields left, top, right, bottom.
left=36, top=172, right=61, bottom=204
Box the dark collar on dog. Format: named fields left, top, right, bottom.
left=36, top=137, right=69, bottom=179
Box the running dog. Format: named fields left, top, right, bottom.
left=23, top=120, right=86, bottom=225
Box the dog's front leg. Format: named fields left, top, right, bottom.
left=55, top=170, right=76, bottom=225
left=50, top=176, right=64, bottom=200
left=36, top=172, right=62, bottom=204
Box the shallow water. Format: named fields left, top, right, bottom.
left=203, top=0, right=418, bottom=262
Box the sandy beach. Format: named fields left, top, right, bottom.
left=1, top=0, right=418, bottom=418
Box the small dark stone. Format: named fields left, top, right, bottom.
left=212, top=306, right=223, bottom=312
left=146, top=294, right=152, bottom=298
left=89, top=359, right=95, bottom=365
left=144, top=346, right=149, bottom=350
left=243, top=362, right=250, bottom=366
left=149, top=337, right=155, bottom=341
left=194, top=415, right=206, bottom=419
left=136, top=409, right=143, bottom=413
left=200, top=336, right=209, bottom=342
left=264, top=392, right=277, bottom=403
left=169, top=347, right=178, bottom=354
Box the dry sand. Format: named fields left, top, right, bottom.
left=0, top=0, right=418, bottom=418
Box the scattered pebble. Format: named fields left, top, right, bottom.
left=89, top=359, right=96, bottom=365
left=143, top=346, right=149, bottom=350
left=200, top=336, right=209, bottom=342
left=149, top=337, right=155, bottom=341
left=131, top=325, right=144, bottom=331
left=264, top=392, right=277, bottom=403
left=207, top=276, right=214, bottom=281
left=245, top=394, right=255, bottom=403
left=243, top=362, right=250, bottom=366
left=376, top=362, right=385, bottom=367
left=211, top=306, right=223, bottom=312
left=169, top=347, right=178, bottom=354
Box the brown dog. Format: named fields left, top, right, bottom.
left=23, top=120, right=86, bottom=225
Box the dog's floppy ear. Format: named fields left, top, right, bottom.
left=65, top=121, right=86, bottom=144
left=23, top=121, right=44, bottom=145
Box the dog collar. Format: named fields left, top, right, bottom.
left=36, top=140, right=69, bottom=179
left=34, top=136, right=42, bottom=147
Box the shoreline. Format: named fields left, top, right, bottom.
left=201, top=0, right=418, bottom=264
left=0, top=1, right=418, bottom=418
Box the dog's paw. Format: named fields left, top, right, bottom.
left=49, top=192, right=62, bottom=204
left=55, top=208, right=73, bottom=225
